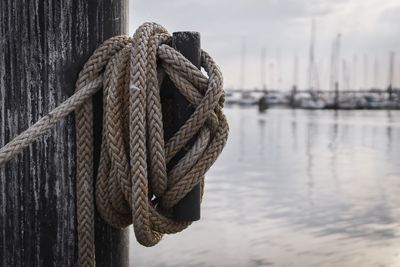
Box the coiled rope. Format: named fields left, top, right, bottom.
left=0, top=22, right=228, bottom=266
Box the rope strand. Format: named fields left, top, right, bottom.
left=0, top=22, right=229, bottom=266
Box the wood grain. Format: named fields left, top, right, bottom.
left=0, top=0, right=128, bottom=266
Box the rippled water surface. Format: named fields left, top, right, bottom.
left=131, top=107, right=400, bottom=267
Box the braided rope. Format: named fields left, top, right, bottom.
left=0, top=22, right=228, bottom=266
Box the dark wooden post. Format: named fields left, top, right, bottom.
left=162, top=32, right=202, bottom=221
left=0, top=1, right=128, bottom=266
left=171, top=32, right=202, bottom=221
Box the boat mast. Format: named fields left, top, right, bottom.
left=388, top=51, right=395, bottom=100
left=307, top=19, right=319, bottom=92
left=261, top=47, right=267, bottom=90
left=342, top=59, right=350, bottom=91
left=277, top=49, right=282, bottom=91
left=352, top=55, right=358, bottom=90
left=373, top=57, right=379, bottom=90
left=293, top=53, right=299, bottom=89
left=239, top=37, right=246, bottom=90
left=269, top=63, right=275, bottom=90
left=363, top=53, right=369, bottom=90
left=329, top=34, right=341, bottom=91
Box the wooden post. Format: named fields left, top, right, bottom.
left=0, top=1, right=128, bottom=266
left=161, top=32, right=202, bottom=221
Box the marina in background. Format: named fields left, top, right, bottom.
left=226, top=20, right=400, bottom=110
left=225, top=88, right=400, bottom=110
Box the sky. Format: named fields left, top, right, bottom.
left=129, top=0, right=400, bottom=90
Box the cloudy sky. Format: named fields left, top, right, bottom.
left=129, top=0, right=400, bottom=90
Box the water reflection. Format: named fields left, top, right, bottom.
left=290, top=109, right=298, bottom=152
left=328, top=113, right=340, bottom=191
left=306, top=115, right=316, bottom=207
left=132, top=108, right=400, bottom=267
left=387, top=110, right=393, bottom=151
left=258, top=117, right=266, bottom=159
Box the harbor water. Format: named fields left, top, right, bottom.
left=131, top=107, right=400, bottom=267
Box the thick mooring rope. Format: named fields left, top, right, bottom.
left=0, top=22, right=228, bottom=266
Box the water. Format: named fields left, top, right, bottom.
left=131, top=107, right=400, bottom=267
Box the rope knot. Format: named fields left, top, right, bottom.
left=74, top=22, right=229, bottom=263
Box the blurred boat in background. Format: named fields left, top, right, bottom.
left=224, top=88, right=400, bottom=110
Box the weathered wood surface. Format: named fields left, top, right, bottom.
left=0, top=0, right=128, bottom=266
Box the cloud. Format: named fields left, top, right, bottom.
left=131, top=0, right=400, bottom=89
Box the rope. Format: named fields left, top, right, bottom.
left=0, top=22, right=228, bottom=266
